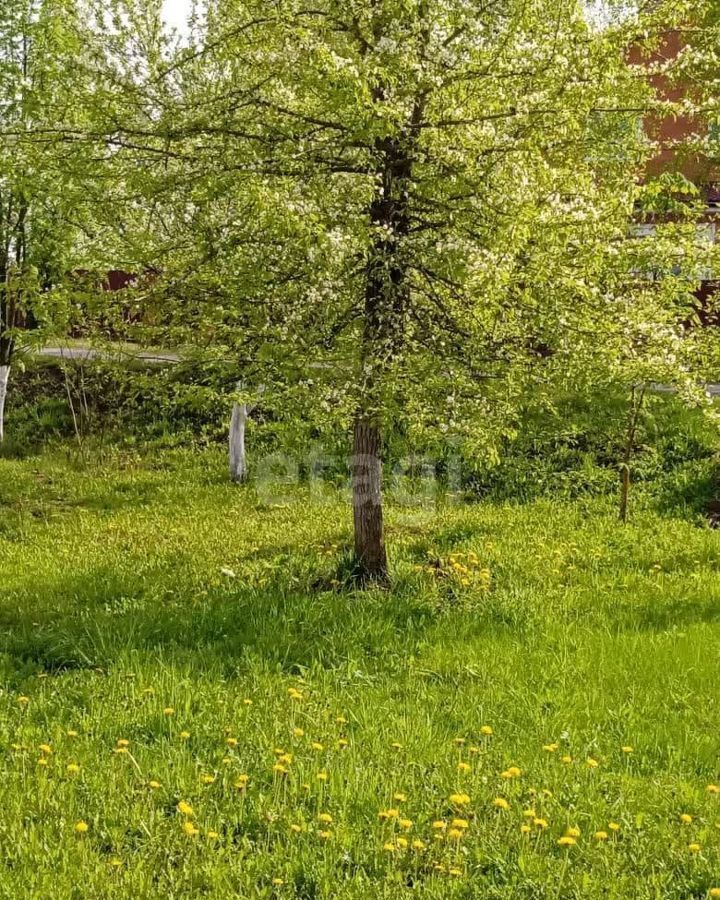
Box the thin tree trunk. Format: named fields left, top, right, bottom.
left=0, top=364, right=9, bottom=443
left=619, top=384, right=645, bottom=524
left=352, top=413, right=388, bottom=583
left=229, top=401, right=248, bottom=484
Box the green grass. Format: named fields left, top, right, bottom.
left=1, top=446, right=720, bottom=898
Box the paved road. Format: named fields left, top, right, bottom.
left=39, top=347, right=180, bottom=364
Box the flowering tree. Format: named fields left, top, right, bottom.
left=69, top=0, right=713, bottom=580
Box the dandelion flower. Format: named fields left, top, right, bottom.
left=680, top=814, right=693, bottom=825
left=163, top=707, right=175, bottom=716
left=272, top=764, right=288, bottom=776
left=39, top=744, right=52, bottom=755
left=292, top=728, right=304, bottom=738
left=177, top=801, right=194, bottom=817
left=566, top=826, right=581, bottom=838
left=318, top=813, right=333, bottom=824
left=243, top=698, right=253, bottom=706
left=411, top=839, right=426, bottom=851
left=709, top=889, right=720, bottom=897
left=74, top=821, right=89, bottom=834
left=316, top=771, right=328, bottom=782
left=586, top=758, right=599, bottom=768
left=17, top=696, right=29, bottom=706
left=183, top=821, right=199, bottom=837
left=492, top=797, right=509, bottom=810
left=595, top=831, right=608, bottom=841
left=432, top=820, right=447, bottom=831
left=148, top=780, right=161, bottom=789
left=379, top=808, right=399, bottom=820
left=179, top=731, right=190, bottom=740
left=207, top=830, right=219, bottom=840
left=689, top=842, right=701, bottom=853
left=451, top=818, right=469, bottom=830
left=383, top=842, right=396, bottom=852
left=520, top=823, right=531, bottom=835
left=66, top=730, right=78, bottom=738
left=458, top=762, right=471, bottom=773
left=393, top=792, right=407, bottom=803
left=272, top=878, right=284, bottom=886
left=66, top=763, right=81, bottom=775
left=447, top=828, right=463, bottom=841
left=480, top=725, right=493, bottom=736
left=235, top=774, right=249, bottom=789
left=201, top=774, right=216, bottom=785
left=707, top=785, right=720, bottom=794
left=543, top=743, right=559, bottom=752
left=608, top=822, right=620, bottom=832
left=561, top=755, right=573, bottom=764
left=116, top=739, right=129, bottom=749
left=450, top=792, right=470, bottom=806
left=336, top=716, right=347, bottom=725
left=311, top=742, right=324, bottom=752
left=317, top=830, right=332, bottom=840
left=558, top=836, right=576, bottom=847
left=534, top=818, right=549, bottom=829
left=621, top=746, right=634, bottom=754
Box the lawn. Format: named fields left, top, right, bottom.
left=1, top=447, right=720, bottom=898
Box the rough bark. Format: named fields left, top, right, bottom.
left=229, top=401, right=248, bottom=484
left=352, top=414, right=388, bottom=583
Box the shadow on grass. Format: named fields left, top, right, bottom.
left=0, top=563, right=439, bottom=678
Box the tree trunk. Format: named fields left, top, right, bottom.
left=0, top=365, right=9, bottom=442
left=352, top=414, right=388, bottom=583
left=619, top=384, right=645, bottom=524
left=229, top=401, right=248, bottom=483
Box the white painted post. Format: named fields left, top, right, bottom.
left=0, top=365, right=10, bottom=442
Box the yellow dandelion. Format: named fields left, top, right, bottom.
left=292, top=727, right=304, bottom=738
left=432, top=820, right=447, bottom=830
left=316, top=771, right=328, bottom=782
left=523, top=808, right=536, bottom=819
left=586, top=758, right=599, bottom=768
left=411, top=839, right=426, bottom=851
left=148, top=780, right=161, bottom=789
left=318, top=813, right=333, bottom=824
left=447, top=828, right=463, bottom=841
left=397, top=837, right=408, bottom=849
left=709, top=889, right=720, bottom=898
left=680, top=813, right=693, bottom=825
left=66, top=763, right=81, bottom=775
left=311, top=742, right=324, bottom=752
left=689, top=842, right=701, bottom=853
left=163, top=707, right=175, bottom=716
left=458, top=761, right=471, bottom=773
left=179, top=731, right=190, bottom=740
left=317, top=830, right=332, bottom=840
left=337, top=738, right=348, bottom=749
left=272, top=763, right=288, bottom=776
left=201, top=774, right=216, bottom=785
left=177, top=801, right=194, bottom=817
left=17, top=696, right=30, bottom=705
left=561, top=755, right=573, bottom=764
left=480, top=725, right=493, bottom=736
left=66, top=730, right=78, bottom=738
left=109, top=858, right=122, bottom=869
left=608, top=822, right=620, bottom=832
left=492, top=797, right=509, bottom=810
left=336, top=716, right=347, bottom=725
left=534, top=818, right=549, bottom=829
left=235, top=774, right=249, bottom=789
left=383, top=842, right=396, bottom=852
left=74, top=821, right=89, bottom=834
left=453, top=737, right=466, bottom=746
left=37, top=758, right=48, bottom=767
left=183, top=821, right=199, bottom=837
left=621, top=746, right=634, bottom=754
left=707, top=784, right=720, bottom=794
left=595, top=830, right=608, bottom=841
left=207, top=830, right=219, bottom=840
left=558, top=836, right=576, bottom=847
left=278, top=754, right=292, bottom=765
left=451, top=818, right=469, bottom=830
left=116, top=739, right=129, bottom=749
left=543, top=743, right=559, bottom=752
left=379, top=808, right=399, bottom=820
left=290, top=823, right=302, bottom=833
left=450, top=792, right=470, bottom=806
left=243, top=698, right=253, bottom=706
left=272, top=878, right=284, bottom=886
left=393, top=792, right=407, bottom=803
left=39, top=744, right=52, bottom=755
left=566, top=826, right=581, bottom=838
